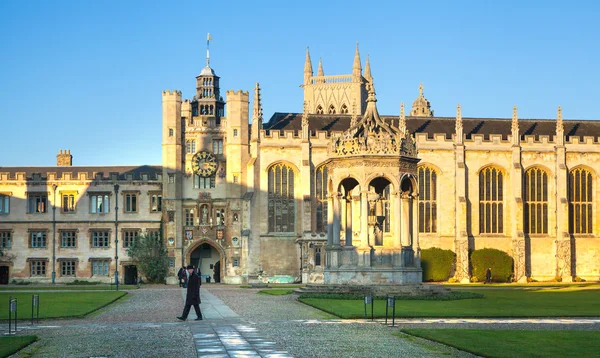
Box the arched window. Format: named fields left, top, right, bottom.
left=340, top=104, right=348, bottom=114
left=418, top=166, right=437, bottom=233
left=524, top=167, right=548, bottom=234
left=479, top=167, right=503, bottom=234
left=316, top=105, right=324, bottom=114
left=268, top=163, right=296, bottom=232
left=314, top=165, right=328, bottom=232
left=328, top=105, right=336, bottom=114
left=314, top=247, right=321, bottom=266
left=569, top=167, right=593, bottom=234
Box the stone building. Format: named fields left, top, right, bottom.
left=2, top=44, right=600, bottom=285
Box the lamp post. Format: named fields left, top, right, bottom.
left=51, top=184, right=57, bottom=284
left=114, top=184, right=119, bottom=291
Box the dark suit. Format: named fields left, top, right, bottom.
left=180, top=271, right=202, bottom=319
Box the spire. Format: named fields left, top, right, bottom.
left=419, top=83, right=424, bottom=97
left=364, top=54, right=372, bottom=82
left=399, top=102, right=407, bottom=135
left=317, top=58, right=324, bottom=76
left=304, top=47, right=313, bottom=85
left=206, top=33, right=212, bottom=67
left=455, top=104, right=463, bottom=144
left=556, top=106, right=564, bottom=146
left=251, top=83, right=263, bottom=142
left=511, top=105, right=519, bottom=145
left=352, top=42, right=362, bottom=80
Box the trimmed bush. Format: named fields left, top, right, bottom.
left=470, top=248, right=513, bottom=282
left=420, top=248, right=455, bottom=282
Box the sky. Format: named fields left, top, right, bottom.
left=1, top=0, right=599, bottom=167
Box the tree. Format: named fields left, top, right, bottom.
left=127, top=226, right=169, bottom=284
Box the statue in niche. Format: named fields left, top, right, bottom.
left=201, top=206, right=208, bottom=225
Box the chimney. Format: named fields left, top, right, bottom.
left=57, top=150, right=73, bottom=167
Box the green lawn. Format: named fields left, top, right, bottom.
left=299, top=286, right=600, bottom=318
left=0, top=336, right=38, bottom=358
left=258, top=289, right=293, bottom=296
left=0, top=285, right=138, bottom=291
left=401, top=329, right=600, bottom=358
left=0, top=291, right=126, bottom=319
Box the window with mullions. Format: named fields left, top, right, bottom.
left=92, top=260, right=109, bottom=276
left=194, top=175, right=215, bottom=189
left=61, top=260, right=76, bottom=276
left=479, top=167, right=504, bottom=234
left=315, top=247, right=322, bottom=266
left=185, top=209, right=194, bottom=226
left=90, top=194, right=110, bottom=214
left=28, top=194, right=47, bottom=213
left=0, top=231, right=11, bottom=248
left=213, top=139, right=223, bottom=154
left=92, top=231, right=110, bottom=248
left=418, top=166, right=437, bottom=233
left=524, top=167, right=549, bottom=234
left=150, top=194, right=162, bottom=212
left=30, top=260, right=46, bottom=276
left=186, top=139, right=196, bottom=154
left=124, top=193, right=137, bottom=213
left=314, top=165, right=328, bottom=232
left=62, top=193, right=76, bottom=213
left=569, top=168, right=593, bottom=234
left=30, top=231, right=47, bottom=248
left=61, top=231, right=77, bottom=248
left=122, top=230, right=138, bottom=248
left=268, top=163, right=296, bottom=233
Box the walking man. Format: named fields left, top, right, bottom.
left=177, top=264, right=203, bottom=321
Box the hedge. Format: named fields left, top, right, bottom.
left=470, top=248, right=513, bottom=282
left=420, top=248, right=455, bottom=282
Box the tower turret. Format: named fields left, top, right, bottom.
left=304, top=47, right=313, bottom=85
left=192, top=34, right=225, bottom=126
left=364, top=55, right=372, bottom=83
left=410, top=83, right=434, bottom=117
left=352, top=43, right=362, bottom=81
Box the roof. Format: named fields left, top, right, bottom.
left=0, top=165, right=162, bottom=181
left=264, top=113, right=600, bottom=140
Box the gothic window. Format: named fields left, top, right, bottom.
left=328, top=105, right=336, bottom=114
left=418, top=166, right=437, bottom=233
left=569, top=167, right=593, bottom=234
left=315, top=247, right=321, bottom=266
left=340, top=104, right=348, bottom=114
left=524, top=167, right=548, bottom=234
left=268, top=163, right=296, bottom=233
left=314, top=165, right=328, bottom=232
left=316, top=105, right=324, bottom=114
left=479, top=166, right=503, bottom=234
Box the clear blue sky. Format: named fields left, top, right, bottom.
left=1, top=0, right=598, bottom=166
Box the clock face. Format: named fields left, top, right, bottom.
left=191, top=150, right=218, bottom=177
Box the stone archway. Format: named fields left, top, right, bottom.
left=185, top=239, right=225, bottom=283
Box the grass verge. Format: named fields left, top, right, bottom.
left=400, top=329, right=600, bottom=358
left=0, top=336, right=38, bottom=358
left=258, top=289, right=293, bottom=296
left=0, top=285, right=138, bottom=291
left=0, top=291, right=126, bottom=319
left=298, top=286, right=600, bottom=318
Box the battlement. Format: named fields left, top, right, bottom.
left=0, top=166, right=164, bottom=182
left=310, top=75, right=353, bottom=84
left=162, top=90, right=182, bottom=97
left=226, top=89, right=249, bottom=99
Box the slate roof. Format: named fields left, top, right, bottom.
left=0, top=165, right=162, bottom=181
left=264, top=113, right=600, bottom=141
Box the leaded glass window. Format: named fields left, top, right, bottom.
left=524, top=167, right=548, bottom=234
left=418, top=166, right=437, bottom=233
left=315, top=165, right=328, bottom=232
left=569, top=168, right=593, bottom=234
left=268, top=163, right=296, bottom=233
left=479, top=167, right=503, bottom=234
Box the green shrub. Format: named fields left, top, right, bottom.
left=298, top=291, right=483, bottom=301
left=66, top=280, right=102, bottom=285
left=420, top=248, right=455, bottom=282
left=470, top=248, right=513, bottom=282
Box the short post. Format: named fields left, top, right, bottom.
left=364, top=294, right=372, bottom=320
left=371, top=294, right=374, bottom=321
left=31, top=294, right=40, bottom=325
left=386, top=296, right=396, bottom=327
left=8, top=296, right=18, bottom=334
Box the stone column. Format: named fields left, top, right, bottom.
left=555, top=144, right=572, bottom=282
left=332, top=193, right=341, bottom=246
left=358, top=190, right=371, bottom=266
left=326, top=194, right=334, bottom=246
left=401, top=195, right=411, bottom=247
left=393, top=191, right=402, bottom=248
left=345, top=195, right=353, bottom=246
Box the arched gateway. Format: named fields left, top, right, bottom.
left=185, top=239, right=224, bottom=283
left=323, top=84, right=422, bottom=285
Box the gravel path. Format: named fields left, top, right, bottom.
left=12, top=286, right=196, bottom=358
left=206, top=287, right=476, bottom=357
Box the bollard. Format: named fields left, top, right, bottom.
left=387, top=296, right=396, bottom=327
left=363, top=294, right=374, bottom=320
left=8, top=296, right=18, bottom=334
left=31, top=294, right=40, bottom=325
